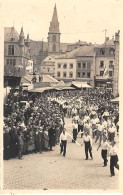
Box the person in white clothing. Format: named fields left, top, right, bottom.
left=97, top=137, right=109, bottom=167
left=108, top=123, right=116, bottom=142
left=72, top=120, right=78, bottom=143
left=82, top=132, right=93, bottom=160
left=60, top=128, right=68, bottom=157
left=109, top=141, right=119, bottom=177
left=95, top=120, right=104, bottom=143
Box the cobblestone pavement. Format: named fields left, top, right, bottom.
left=4, top=117, right=119, bottom=190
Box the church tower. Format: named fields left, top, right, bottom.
left=48, top=4, right=61, bottom=55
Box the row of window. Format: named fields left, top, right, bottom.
left=57, top=63, right=73, bottom=69
left=77, top=62, right=91, bottom=69
left=100, top=71, right=113, bottom=77
left=57, top=72, right=73, bottom=78
left=99, top=48, right=115, bottom=55
left=42, top=67, right=55, bottom=72
left=77, top=72, right=91, bottom=78
left=6, top=59, right=16, bottom=66
left=100, top=61, right=114, bottom=68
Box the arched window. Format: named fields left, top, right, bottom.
left=52, top=35, right=56, bottom=42
left=53, top=44, right=56, bottom=52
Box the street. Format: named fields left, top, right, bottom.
left=4, top=117, right=119, bottom=190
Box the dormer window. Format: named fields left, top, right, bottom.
left=100, top=48, right=105, bottom=55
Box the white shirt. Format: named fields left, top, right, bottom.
left=101, top=141, right=109, bottom=150
left=108, top=126, right=116, bottom=133
left=83, top=135, right=92, bottom=145
left=110, top=145, right=118, bottom=156
left=72, top=123, right=78, bottom=129
left=60, top=132, right=68, bottom=143
left=91, top=118, right=97, bottom=125
left=97, top=124, right=104, bottom=132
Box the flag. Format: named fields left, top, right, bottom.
left=103, top=66, right=109, bottom=78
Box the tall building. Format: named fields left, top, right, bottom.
left=48, top=4, right=61, bottom=55
left=113, top=31, right=120, bottom=97
left=30, top=5, right=69, bottom=72
left=94, top=37, right=115, bottom=88
left=4, top=27, right=31, bottom=76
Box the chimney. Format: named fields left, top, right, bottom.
left=115, top=30, right=120, bottom=42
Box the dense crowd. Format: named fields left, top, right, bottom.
left=4, top=87, right=119, bottom=161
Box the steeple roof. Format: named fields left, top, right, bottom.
left=20, top=27, right=24, bottom=38
left=49, top=4, right=60, bottom=33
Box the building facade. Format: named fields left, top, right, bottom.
left=40, top=56, right=55, bottom=76
left=55, top=58, right=77, bottom=81
left=4, top=27, right=31, bottom=76
left=113, top=31, right=120, bottom=97
left=95, top=38, right=115, bottom=78
left=76, top=56, right=95, bottom=87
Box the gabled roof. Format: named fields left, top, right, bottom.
left=56, top=45, right=95, bottom=59
left=4, top=27, right=19, bottom=42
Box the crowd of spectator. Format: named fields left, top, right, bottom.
left=4, top=87, right=119, bottom=160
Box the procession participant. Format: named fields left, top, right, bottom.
left=67, top=104, right=72, bottom=118
left=109, top=141, right=119, bottom=177
left=108, top=122, right=116, bottom=142
left=78, top=115, right=84, bottom=138
left=90, top=115, right=98, bottom=138
left=60, top=128, right=68, bottom=157
left=84, top=119, right=92, bottom=137
left=95, top=119, right=105, bottom=144
left=97, top=136, right=109, bottom=167
left=72, top=120, right=78, bottom=143
left=71, top=107, right=77, bottom=118
left=102, top=108, right=109, bottom=121
left=82, top=132, right=93, bottom=160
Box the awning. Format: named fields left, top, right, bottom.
left=71, top=81, right=92, bottom=88
left=29, top=87, right=53, bottom=93
left=110, top=97, right=119, bottom=102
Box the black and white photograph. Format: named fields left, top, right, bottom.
left=1, top=0, right=123, bottom=192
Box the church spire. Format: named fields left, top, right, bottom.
left=19, top=27, right=25, bottom=46
left=49, top=4, right=60, bottom=33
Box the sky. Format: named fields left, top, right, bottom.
left=2, top=0, right=123, bottom=44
